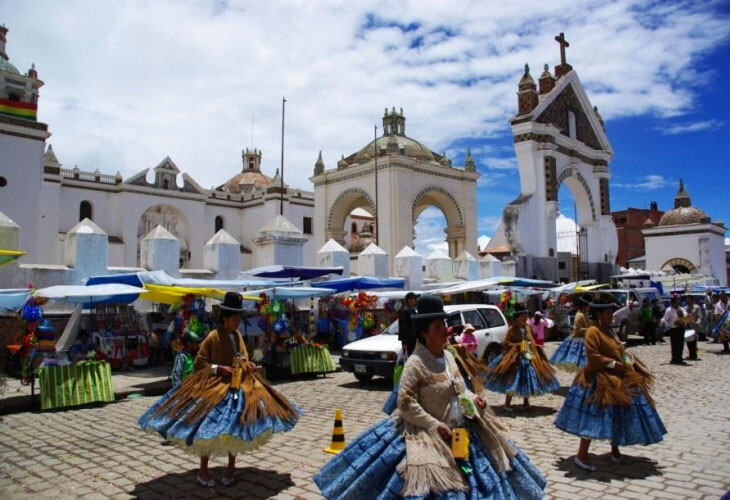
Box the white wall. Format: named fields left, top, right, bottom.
left=0, top=134, right=44, bottom=260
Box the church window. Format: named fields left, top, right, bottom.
left=0, top=176, right=6, bottom=187
left=303, top=217, right=313, bottom=235
left=7, top=92, right=21, bottom=101
left=567, top=111, right=577, bottom=139
left=163, top=178, right=170, bottom=190
left=351, top=222, right=358, bottom=234
left=79, top=200, right=92, bottom=221
left=215, top=216, right=224, bottom=233
left=249, top=159, right=255, bottom=170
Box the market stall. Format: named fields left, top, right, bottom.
left=0, top=284, right=148, bottom=410
left=252, top=286, right=338, bottom=379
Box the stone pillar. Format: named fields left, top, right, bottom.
left=501, top=256, right=517, bottom=277
left=358, top=243, right=388, bottom=278
left=425, top=249, right=453, bottom=282
left=140, top=225, right=180, bottom=276
left=394, top=246, right=423, bottom=290
left=453, top=251, right=478, bottom=281
left=317, top=239, right=350, bottom=277
left=204, top=229, right=241, bottom=279
left=65, top=218, right=109, bottom=279
left=253, top=215, right=308, bottom=267
left=0, top=210, right=20, bottom=251
left=479, top=254, right=503, bottom=279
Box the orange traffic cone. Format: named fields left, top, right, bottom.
left=323, top=408, right=346, bottom=454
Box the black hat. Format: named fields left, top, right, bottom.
left=411, top=294, right=448, bottom=321
left=588, top=292, right=621, bottom=311
left=219, top=291, right=244, bottom=312
left=513, top=304, right=529, bottom=317
left=405, top=292, right=418, bottom=301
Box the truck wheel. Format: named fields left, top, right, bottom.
left=354, top=373, right=373, bottom=383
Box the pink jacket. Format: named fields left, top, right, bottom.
left=458, top=331, right=478, bottom=353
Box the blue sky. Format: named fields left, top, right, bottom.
left=2, top=0, right=729, bottom=256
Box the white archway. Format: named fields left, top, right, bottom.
left=137, top=204, right=191, bottom=267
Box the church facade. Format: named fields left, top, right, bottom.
left=639, top=181, right=727, bottom=286
left=0, top=26, right=316, bottom=271
left=487, top=34, right=619, bottom=282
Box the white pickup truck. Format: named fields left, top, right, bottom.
left=340, top=304, right=509, bottom=383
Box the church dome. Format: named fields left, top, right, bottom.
left=0, top=58, right=19, bottom=75
left=658, top=179, right=710, bottom=227
left=352, top=134, right=437, bottom=164
left=221, top=170, right=272, bottom=193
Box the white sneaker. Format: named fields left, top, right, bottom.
left=574, top=456, right=596, bottom=472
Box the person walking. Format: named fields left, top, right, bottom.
left=315, top=294, right=547, bottom=499
left=684, top=295, right=702, bottom=360
left=485, top=306, right=560, bottom=411
left=661, top=295, right=688, bottom=365
left=139, top=292, right=300, bottom=487
left=397, top=292, right=418, bottom=356
left=639, top=298, right=657, bottom=345
left=554, top=292, right=666, bottom=471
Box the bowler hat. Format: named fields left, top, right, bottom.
left=588, top=292, right=621, bottom=311
left=513, top=304, right=529, bottom=317
left=411, top=294, right=448, bottom=321
left=219, top=291, right=244, bottom=312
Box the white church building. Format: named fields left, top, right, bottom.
left=0, top=25, right=317, bottom=272
left=635, top=180, right=727, bottom=286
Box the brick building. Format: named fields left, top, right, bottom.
left=611, top=202, right=663, bottom=268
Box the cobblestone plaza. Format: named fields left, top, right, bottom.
left=1, top=341, right=729, bottom=499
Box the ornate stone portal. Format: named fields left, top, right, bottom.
left=311, top=108, right=480, bottom=270
left=494, top=35, right=618, bottom=281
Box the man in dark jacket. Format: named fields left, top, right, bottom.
left=398, top=292, right=418, bottom=355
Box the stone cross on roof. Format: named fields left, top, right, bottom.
left=555, top=32, right=569, bottom=66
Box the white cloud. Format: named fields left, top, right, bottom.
left=483, top=157, right=517, bottom=170
left=478, top=216, right=502, bottom=234
left=661, top=120, right=724, bottom=135
left=413, top=206, right=448, bottom=256
left=478, top=235, right=491, bottom=251
left=725, top=237, right=730, bottom=247
left=1, top=0, right=728, bottom=194
left=613, top=174, right=674, bottom=191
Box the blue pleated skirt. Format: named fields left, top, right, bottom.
left=549, top=337, right=587, bottom=371
left=139, top=387, right=300, bottom=457
left=313, top=418, right=546, bottom=500
left=383, top=382, right=399, bottom=415
left=485, top=357, right=560, bottom=397
left=554, top=382, right=666, bottom=446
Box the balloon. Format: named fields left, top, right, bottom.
left=272, top=318, right=288, bottom=334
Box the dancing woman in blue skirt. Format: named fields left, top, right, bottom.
left=315, top=294, right=546, bottom=499
left=139, top=293, right=300, bottom=487
left=550, top=296, right=591, bottom=371
left=554, top=293, right=666, bottom=471
left=485, top=306, right=560, bottom=411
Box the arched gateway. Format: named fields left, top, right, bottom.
left=495, top=36, right=618, bottom=281
left=311, top=108, right=479, bottom=268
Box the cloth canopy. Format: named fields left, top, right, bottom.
left=432, top=277, right=559, bottom=296
left=311, top=276, right=405, bottom=293
left=87, top=270, right=275, bottom=289
left=0, top=249, right=25, bottom=268
left=257, top=286, right=337, bottom=299
left=0, top=289, right=32, bottom=312
left=243, top=265, right=343, bottom=280
left=36, top=284, right=148, bottom=304
left=140, top=285, right=261, bottom=305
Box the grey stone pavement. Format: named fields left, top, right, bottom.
left=1, top=340, right=729, bottom=499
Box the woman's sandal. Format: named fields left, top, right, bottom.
left=221, top=476, right=235, bottom=487
left=196, top=475, right=216, bottom=488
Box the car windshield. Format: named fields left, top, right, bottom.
left=382, top=319, right=399, bottom=335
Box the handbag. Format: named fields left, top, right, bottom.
left=393, top=351, right=406, bottom=385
